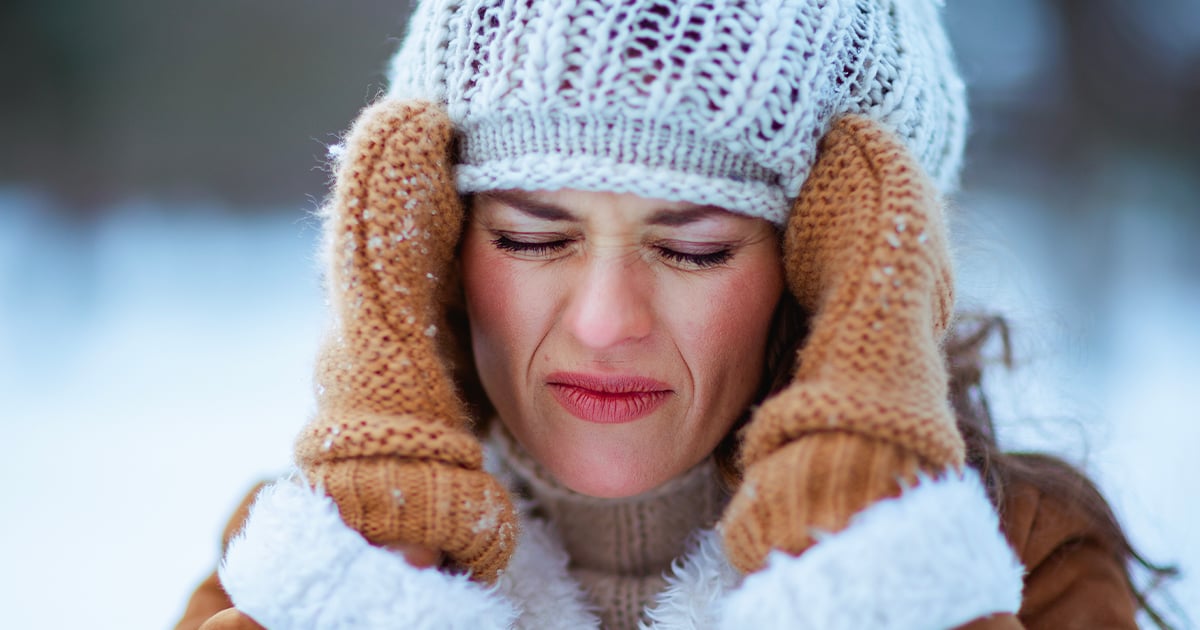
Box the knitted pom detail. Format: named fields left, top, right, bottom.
left=297, top=99, right=517, bottom=582
left=308, top=457, right=517, bottom=583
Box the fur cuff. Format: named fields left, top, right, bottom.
left=717, top=470, right=1024, bottom=630
left=219, top=476, right=519, bottom=630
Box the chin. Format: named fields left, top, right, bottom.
left=499, top=399, right=722, bottom=499
left=558, top=468, right=655, bottom=499
left=540, top=438, right=683, bottom=499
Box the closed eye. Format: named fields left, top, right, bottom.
left=490, top=234, right=571, bottom=256
left=656, top=246, right=732, bottom=269
left=492, top=232, right=734, bottom=269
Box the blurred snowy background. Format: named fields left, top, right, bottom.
left=1, top=1, right=1196, bottom=627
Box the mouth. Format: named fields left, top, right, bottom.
left=545, top=372, right=673, bottom=424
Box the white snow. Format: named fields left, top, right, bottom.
left=0, top=191, right=326, bottom=629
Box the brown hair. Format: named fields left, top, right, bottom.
left=946, top=313, right=1181, bottom=629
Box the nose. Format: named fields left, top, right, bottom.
left=565, top=257, right=654, bottom=350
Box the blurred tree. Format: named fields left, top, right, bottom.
left=1, top=0, right=412, bottom=213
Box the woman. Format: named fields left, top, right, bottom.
left=177, top=1, right=1159, bottom=628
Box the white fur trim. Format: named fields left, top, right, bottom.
left=641, top=530, right=741, bottom=629
left=497, top=517, right=600, bottom=629
left=219, top=477, right=519, bottom=629
left=218, top=466, right=1022, bottom=629
left=716, top=470, right=1025, bottom=630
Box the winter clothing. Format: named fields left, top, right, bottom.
left=173, top=110, right=1141, bottom=628
left=175, top=447, right=1139, bottom=629
left=296, top=99, right=517, bottom=582
left=174, top=0, right=1143, bottom=627
left=175, top=482, right=262, bottom=630
left=388, top=0, right=967, bottom=225
left=488, top=424, right=729, bottom=629
left=220, top=438, right=1024, bottom=630
left=721, top=115, right=962, bottom=573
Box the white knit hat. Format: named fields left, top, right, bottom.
left=387, top=0, right=966, bottom=226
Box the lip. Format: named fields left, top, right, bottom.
left=546, top=372, right=673, bottom=424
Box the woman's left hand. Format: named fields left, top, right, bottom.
left=720, top=115, right=964, bottom=573
left=716, top=117, right=1024, bottom=628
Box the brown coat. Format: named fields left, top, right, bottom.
left=175, top=474, right=1138, bottom=629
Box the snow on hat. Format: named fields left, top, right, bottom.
left=386, top=0, right=966, bottom=226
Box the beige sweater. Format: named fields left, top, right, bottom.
left=491, top=424, right=730, bottom=630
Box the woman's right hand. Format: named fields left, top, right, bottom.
left=196, top=608, right=264, bottom=630
left=384, top=541, right=444, bottom=568
left=293, top=98, right=517, bottom=582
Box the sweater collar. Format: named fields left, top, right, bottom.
left=488, top=422, right=730, bottom=577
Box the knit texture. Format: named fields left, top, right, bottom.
left=296, top=99, right=517, bottom=583
left=491, top=424, right=729, bottom=630
left=720, top=115, right=965, bottom=574
left=387, top=0, right=966, bottom=225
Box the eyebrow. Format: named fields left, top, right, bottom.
left=481, top=190, right=727, bottom=226
left=646, top=205, right=725, bottom=226
left=482, top=191, right=575, bottom=221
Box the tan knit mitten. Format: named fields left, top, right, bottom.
left=719, top=116, right=966, bottom=574
left=294, top=99, right=517, bottom=583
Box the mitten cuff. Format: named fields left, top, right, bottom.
left=307, top=456, right=517, bottom=583
left=296, top=411, right=484, bottom=470
left=740, top=383, right=965, bottom=471
left=723, top=432, right=927, bottom=573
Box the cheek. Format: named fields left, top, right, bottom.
left=461, top=231, right=519, bottom=364
left=460, top=229, right=555, bottom=394
left=669, top=257, right=783, bottom=391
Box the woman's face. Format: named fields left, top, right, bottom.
left=461, top=189, right=784, bottom=498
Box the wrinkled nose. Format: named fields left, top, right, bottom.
left=565, top=258, right=654, bottom=350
